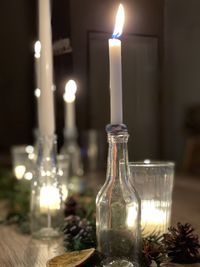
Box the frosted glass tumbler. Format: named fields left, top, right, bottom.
left=129, top=161, right=174, bottom=236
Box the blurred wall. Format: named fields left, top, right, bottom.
left=164, top=0, right=200, bottom=167
left=0, top=0, right=36, bottom=165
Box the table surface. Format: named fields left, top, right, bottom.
left=0, top=174, right=200, bottom=267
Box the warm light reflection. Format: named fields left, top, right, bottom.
left=112, top=3, right=125, bottom=38
left=24, top=172, right=33, bottom=180
left=25, top=145, right=34, bottom=154
left=126, top=205, right=138, bottom=228
left=34, top=88, right=41, bottom=98
left=63, top=80, right=77, bottom=103
left=34, top=41, right=41, bottom=59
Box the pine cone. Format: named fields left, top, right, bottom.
left=64, top=195, right=87, bottom=218
left=63, top=215, right=96, bottom=251
left=141, top=235, right=165, bottom=266
left=162, top=222, right=200, bottom=263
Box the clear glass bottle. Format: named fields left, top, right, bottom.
left=31, top=135, right=63, bottom=239
left=60, top=129, right=84, bottom=194
left=96, top=124, right=141, bottom=267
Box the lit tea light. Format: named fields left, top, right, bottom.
left=40, top=185, right=61, bottom=213
left=14, top=165, right=26, bottom=180
left=141, top=201, right=167, bottom=236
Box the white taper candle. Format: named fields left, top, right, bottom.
left=108, top=4, right=125, bottom=124
left=38, top=0, right=55, bottom=136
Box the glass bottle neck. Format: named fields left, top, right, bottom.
left=106, top=125, right=129, bottom=181
left=37, top=135, right=57, bottom=171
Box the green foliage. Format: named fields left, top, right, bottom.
left=0, top=168, right=30, bottom=214
left=63, top=215, right=96, bottom=251
left=11, top=179, right=30, bottom=214
left=0, top=169, right=15, bottom=199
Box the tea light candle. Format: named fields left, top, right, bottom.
left=109, top=4, right=125, bottom=124
left=141, top=201, right=167, bottom=235
left=40, top=185, right=61, bottom=213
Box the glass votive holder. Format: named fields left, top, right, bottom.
left=11, top=145, right=30, bottom=180
left=129, top=161, right=174, bottom=236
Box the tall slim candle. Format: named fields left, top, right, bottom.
left=109, top=4, right=125, bottom=124
left=63, top=80, right=77, bottom=131
left=38, top=0, right=55, bottom=136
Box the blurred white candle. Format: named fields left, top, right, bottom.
left=40, top=185, right=61, bottom=213
left=34, top=41, right=41, bottom=127
left=63, top=80, right=77, bottom=131
left=38, top=0, right=55, bottom=136
left=34, top=40, right=41, bottom=91
left=109, top=4, right=125, bottom=124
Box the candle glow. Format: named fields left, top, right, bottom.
left=141, top=201, right=168, bottom=235
left=40, top=185, right=61, bottom=212
left=112, top=4, right=125, bottom=38
left=63, top=80, right=77, bottom=103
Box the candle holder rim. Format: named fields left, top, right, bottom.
left=129, top=161, right=175, bottom=168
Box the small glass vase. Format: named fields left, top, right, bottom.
left=60, top=128, right=84, bottom=194
left=129, top=161, right=174, bottom=236
left=30, top=135, right=63, bottom=239
left=96, top=124, right=141, bottom=267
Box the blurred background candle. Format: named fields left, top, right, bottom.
left=108, top=4, right=125, bottom=124
left=63, top=80, right=77, bottom=131
left=34, top=41, right=41, bottom=129
left=34, top=40, right=41, bottom=91
left=38, top=0, right=55, bottom=136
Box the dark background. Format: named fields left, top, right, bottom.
left=0, top=0, right=200, bottom=172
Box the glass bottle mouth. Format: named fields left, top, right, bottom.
left=106, top=124, right=129, bottom=143
left=106, top=123, right=128, bottom=134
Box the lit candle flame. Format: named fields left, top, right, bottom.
left=112, top=4, right=125, bottom=38
left=34, top=41, right=41, bottom=59
left=63, top=80, right=77, bottom=103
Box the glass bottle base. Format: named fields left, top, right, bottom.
left=102, top=259, right=138, bottom=267
left=32, top=227, right=62, bottom=240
